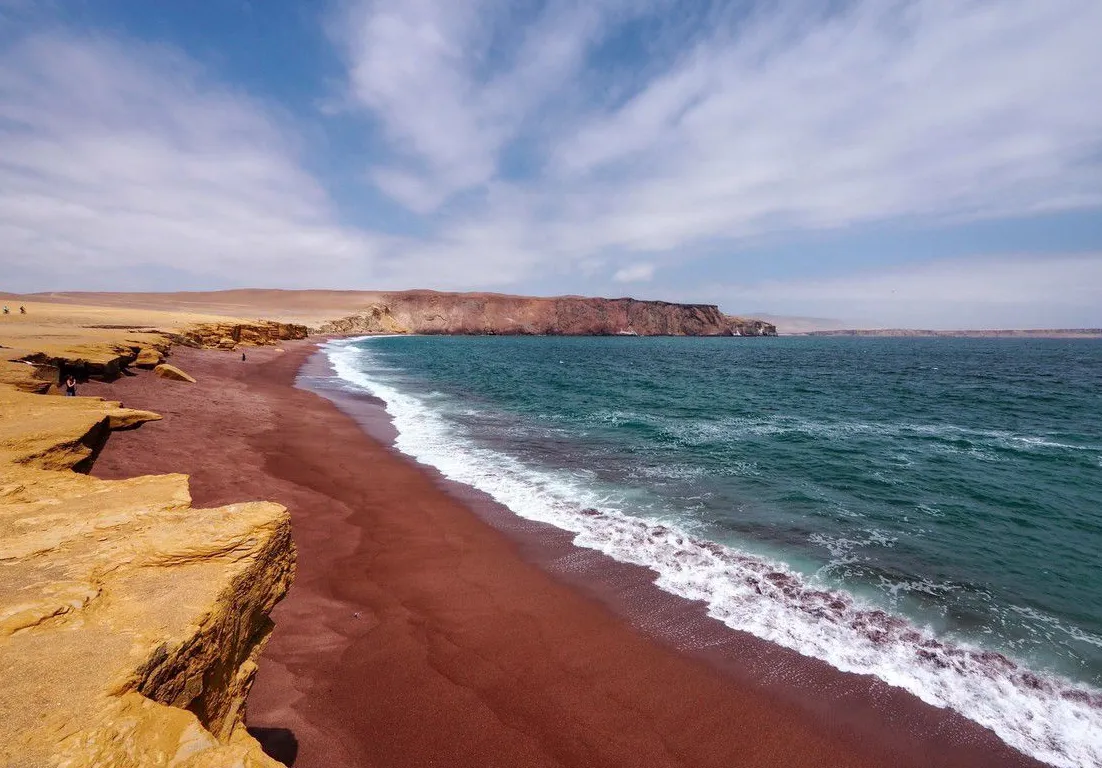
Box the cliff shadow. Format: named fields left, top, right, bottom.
left=248, top=727, right=299, bottom=766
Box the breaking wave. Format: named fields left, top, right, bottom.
left=326, top=338, right=1102, bottom=768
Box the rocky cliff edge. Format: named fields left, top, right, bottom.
left=318, top=291, right=778, bottom=337
left=0, top=313, right=299, bottom=768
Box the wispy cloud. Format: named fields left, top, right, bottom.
left=334, top=0, right=1102, bottom=287
left=548, top=0, right=1102, bottom=250
left=613, top=262, right=656, bottom=282
left=0, top=33, right=385, bottom=290
left=331, top=0, right=607, bottom=212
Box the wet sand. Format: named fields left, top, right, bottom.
left=87, top=342, right=1043, bottom=768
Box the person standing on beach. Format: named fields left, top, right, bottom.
left=242, top=352, right=246, bottom=361
left=64, top=375, right=77, bottom=397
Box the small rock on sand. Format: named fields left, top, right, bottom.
left=153, top=363, right=196, bottom=383
left=134, top=348, right=163, bottom=368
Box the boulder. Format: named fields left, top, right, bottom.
left=134, top=348, right=163, bottom=368
left=154, top=363, right=196, bottom=383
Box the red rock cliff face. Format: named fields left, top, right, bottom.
left=320, top=291, right=777, bottom=337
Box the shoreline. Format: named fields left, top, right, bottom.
left=87, top=341, right=1044, bottom=768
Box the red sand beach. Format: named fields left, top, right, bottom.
left=87, top=342, right=1044, bottom=768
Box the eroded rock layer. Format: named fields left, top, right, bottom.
left=319, top=291, right=778, bottom=337
left=0, top=315, right=296, bottom=768
left=0, top=319, right=307, bottom=393
left=177, top=321, right=309, bottom=350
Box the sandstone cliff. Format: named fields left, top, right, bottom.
left=176, top=320, right=309, bottom=350
left=0, top=314, right=307, bottom=393
left=0, top=312, right=297, bottom=768
left=319, top=291, right=777, bottom=337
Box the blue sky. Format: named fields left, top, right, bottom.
left=1, top=0, right=1100, bottom=327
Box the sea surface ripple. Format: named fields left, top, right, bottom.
left=326, top=335, right=1102, bottom=768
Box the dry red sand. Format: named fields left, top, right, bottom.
left=86, top=343, right=1043, bottom=768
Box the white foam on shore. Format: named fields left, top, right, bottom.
left=327, top=338, right=1102, bottom=768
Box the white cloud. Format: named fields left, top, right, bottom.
left=612, top=262, right=656, bottom=282
left=0, top=33, right=390, bottom=290
left=715, top=253, right=1102, bottom=329
left=0, top=29, right=558, bottom=293
left=335, top=0, right=1102, bottom=271
left=547, top=0, right=1102, bottom=253
left=332, top=0, right=606, bottom=212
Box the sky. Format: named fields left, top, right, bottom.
left=1, top=0, right=1100, bottom=328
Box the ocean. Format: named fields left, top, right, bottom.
left=323, top=335, right=1102, bottom=768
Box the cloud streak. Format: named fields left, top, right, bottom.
left=332, top=0, right=606, bottom=212
left=550, top=0, right=1102, bottom=247
left=0, top=33, right=386, bottom=290
left=335, top=0, right=1102, bottom=286
left=613, top=263, right=656, bottom=282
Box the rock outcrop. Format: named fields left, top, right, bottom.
left=0, top=319, right=307, bottom=394
left=155, top=363, right=197, bottom=383
left=319, top=291, right=777, bottom=337
left=14, top=340, right=168, bottom=385
left=135, top=348, right=164, bottom=368
left=320, top=304, right=409, bottom=335
left=0, top=465, right=293, bottom=768
left=0, top=319, right=296, bottom=768
left=0, top=386, right=161, bottom=472
left=176, top=321, right=308, bottom=349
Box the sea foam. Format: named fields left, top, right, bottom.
left=326, top=338, right=1102, bottom=768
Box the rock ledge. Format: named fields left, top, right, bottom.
left=0, top=320, right=296, bottom=768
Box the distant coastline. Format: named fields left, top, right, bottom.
left=793, top=328, right=1102, bottom=338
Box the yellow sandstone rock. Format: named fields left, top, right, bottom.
left=0, top=465, right=294, bottom=768
left=0, top=303, right=298, bottom=768
left=155, top=363, right=197, bottom=383
left=0, top=303, right=306, bottom=393
left=177, top=321, right=308, bottom=349
left=0, top=386, right=161, bottom=471
left=135, top=348, right=164, bottom=368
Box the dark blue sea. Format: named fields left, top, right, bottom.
left=326, top=335, right=1102, bottom=767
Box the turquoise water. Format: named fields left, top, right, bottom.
left=327, top=336, right=1102, bottom=767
